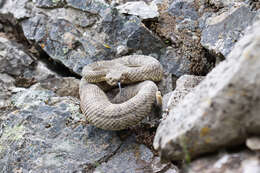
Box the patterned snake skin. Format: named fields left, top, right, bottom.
left=79, top=55, right=163, bottom=130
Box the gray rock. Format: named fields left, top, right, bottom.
left=156, top=0, right=213, bottom=76
left=0, top=37, right=58, bottom=88
left=39, top=76, right=80, bottom=98
left=168, top=0, right=199, bottom=21
left=35, top=0, right=65, bottom=8
left=0, top=0, right=165, bottom=75
left=0, top=0, right=32, bottom=19
left=151, top=157, right=178, bottom=173
left=201, top=5, right=258, bottom=57
left=66, top=0, right=109, bottom=15
left=157, top=71, right=174, bottom=96
left=0, top=86, right=122, bottom=172
left=153, top=20, right=260, bottom=161
left=0, top=74, right=15, bottom=108
left=116, top=1, right=159, bottom=20
left=185, top=150, right=260, bottom=173
left=160, top=47, right=193, bottom=77
left=95, top=135, right=154, bottom=173
left=162, top=75, right=204, bottom=115
left=0, top=37, right=35, bottom=78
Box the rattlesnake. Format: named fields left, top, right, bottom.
left=79, top=55, right=163, bottom=130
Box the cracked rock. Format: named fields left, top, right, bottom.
left=154, top=20, right=260, bottom=161
left=116, top=1, right=159, bottom=20
left=162, top=75, right=204, bottom=115
left=0, top=85, right=122, bottom=172
left=185, top=150, right=260, bottom=173
left=0, top=0, right=165, bottom=75
left=201, top=5, right=258, bottom=57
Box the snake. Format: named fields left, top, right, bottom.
left=79, top=55, right=163, bottom=130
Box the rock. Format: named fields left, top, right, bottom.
left=0, top=74, right=15, bottom=109
left=94, top=135, right=178, bottom=173
left=162, top=75, right=204, bottom=115
left=201, top=5, right=258, bottom=57
left=0, top=37, right=57, bottom=88
left=151, top=157, right=177, bottom=173
left=35, top=0, right=65, bottom=8
left=160, top=47, right=193, bottom=77
left=0, top=0, right=31, bottom=19
left=157, top=71, right=174, bottom=96
left=153, top=20, right=260, bottom=161
left=116, top=1, right=159, bottom=20
left=116, top=45, right=129, bottom=57
left=66, top=0, right=109, bottom=15
left=39, top=76, right=80, bottom=98
left=94, top=136, right=153, bottom=173
left=0, top=0, right=165, bottom=75
left=0, top=85, right=122, bottom=172
left=246, top=137, right=260, bottom=151
left=0, top=37, right=36, bottom=80
left=157, top=0, right=260, bottom=77
left=156, top=0, right=214, bottom=76
left=184, top=150, right=260, bottom=173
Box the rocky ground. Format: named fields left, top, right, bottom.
left=0, top=0, right=260, bottom=172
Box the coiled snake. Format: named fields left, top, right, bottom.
left=79, top=55, right=163, bottom=130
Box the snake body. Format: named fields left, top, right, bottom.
left=79, top=55, right=163, bottom=130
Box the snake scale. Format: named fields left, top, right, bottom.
left=79, top=55, right=163, bottom=130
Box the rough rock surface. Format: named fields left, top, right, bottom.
left=95, top=135, right=179, bottom=173
left=154, top=20, right=260, bottom=161
left=185, top=150, right=260, bottom=173
left=0, top=37, right=37, bottom=87
left=0, top=0, right=165, bottom=75
left=0, top=34, right=177, bottom=173
left=156, top=0, right=260, bottom=76
left=162, top=75, right=204, bottom=114
left=1, top=0, right=260, bottom=172
left=116, top=1, right=159, bottom=20
left=201, top=5, right=258, bottom=57
left=0, top=85, right=123, bottom=172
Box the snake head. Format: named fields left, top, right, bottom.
left=105, top=71, right=126, bottom=86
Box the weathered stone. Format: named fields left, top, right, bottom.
left=35, top=0, right=65, bottom=8
left=154, top=20, right=260, bottom=161
left=0, top=37, right=35, bottom=78
left=201, top=5, right=258, bottom=57
left=40, top=76, right=80, bottom=98
left=151, top=157, right=179, bottom=173
left=157, top=71, right=174, bottom=96
left=0, top=0, right=32, bottom=19
left=162, top=75, right=204, bottom=115
left=185, top=150, right=260, bottom=173
left=156, top=0, right=213, bottom=76
left=0, top=74, right=15, bottom=108
left=0, top=37, right=58, bottom=88
left=116, top=1, right=159, bottom=20
left=95, top=135, right=154, bottom=173
left=66, top=0, right=109, bottom=15
left=0, top=0, right=165, bottom=75
left=0, top=86, right=122, bottom=172
left=160, top=47, right=193, bottom=77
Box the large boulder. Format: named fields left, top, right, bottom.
left=153, top=20, right=260, bottom=161
left=0, top=85, right=123, bottom=172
